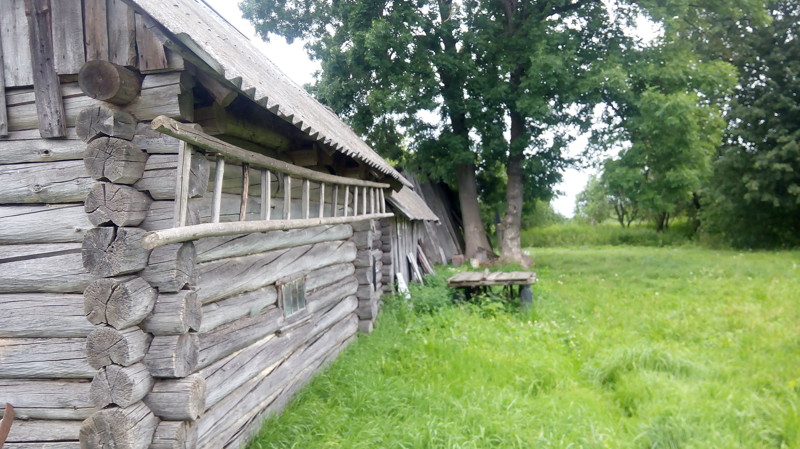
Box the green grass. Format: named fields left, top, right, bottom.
left=521, top=221, right=696, bottom=248
left=248, top=247, right=800, bottom=449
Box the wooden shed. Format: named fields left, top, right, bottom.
left=0, top=0, right=427, bottom=447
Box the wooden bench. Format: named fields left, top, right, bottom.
left=447, top=271, right=537, bottom=308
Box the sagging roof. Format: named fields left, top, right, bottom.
left=387, top=187, right=440, bottom=222
left=127, top=0, right=411, bottom=188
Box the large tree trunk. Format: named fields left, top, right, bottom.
left=456, top=163, right=494, bottom=263
left=499, top=153, right=524, bottom=263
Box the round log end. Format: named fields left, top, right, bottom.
left=79, top=60, right=142, bottom=105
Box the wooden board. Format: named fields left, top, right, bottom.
left=25, top=0, right=67, bottom=137
left=107, top=0, right=137, bottom=67
left=0, top=0, right=33, bottom=87
left=51, top=0, right=85, bottom=74
left=447, top=271, right=537, bottom=287
left=83, top=0, right=108, bottom=61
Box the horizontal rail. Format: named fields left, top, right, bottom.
left=151, top=116, right=390, bottom=189
left=141, top=213, right=394, bottom=250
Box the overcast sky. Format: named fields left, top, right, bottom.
left=202, top=0, right=592, bottom=217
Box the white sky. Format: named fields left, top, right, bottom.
left=201, top=0, right=620, bottom=218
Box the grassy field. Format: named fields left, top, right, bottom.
left=248, top=247, right=800, bottom=449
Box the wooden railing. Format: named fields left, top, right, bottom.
left=141, top=116, right=393, bottom=249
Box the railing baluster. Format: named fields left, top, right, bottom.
left=370, top=188, right=375, bottom=214
left=211, top=155, right=225, bottom=223
left=174, top=141, right=194, bottom=227
left=362, top=186, right=367, bottom=216
left=319, top=182, right=325, bottom=218
left=283, top=174, right=292, bottom=220
left=302, top=179, right=310, bottom=219
left=261, top=169, right=271, bottom=220
left=353, top=186, right=359, bottom=216
left=239, top=164, right=250, bottom=221
left=343, top=186, right=350, bottom=217
left=332, top=184, right=339, bottom=217
left=379, top=188, right=385, bottom=213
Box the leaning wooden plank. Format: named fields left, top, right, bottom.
left=86, top=326, right=151, bottom=369
left=90, top=363, right=154, bottom=408
left=194, top=240, right=356, bottom=304
left=84, top=137, right=148, bottom=184
left=0, top=338, right=94, bottom=378
left=0, top=243, right=91, bottom=294
left=0, top=159, right=95, bottom=204
left=150, top=421, right=197, bottom=449
left=196, top=305, right=283, bottom=370
left=141, top=290, right=202, bottom=335
left=85, top=182, right=151, bottom=227
left=144, top=375, right=206, bottom=421
left=0, top=0, right=33, bottom=87
left=0, top=380, right=92, bottom=420
left=140, top=242, right=196, bottom=293
left=0, top=293, right=94, bottom=338
left=135, top=13, right=168, bottom=72
left=134, top=153, right=209, bottom=200
left=82, top=227, right=150, bottom=277
left=144, top=333, right=199, bottom=378
left=25, top=0, right=67, bottom=137
left=83, top=0, right=108, bottom=61
left=84, top=276, right=157, bottom=330
left=0, top=204, right=91, bottom=244
left=80, top=402, right=158, bottom=449
left=106, top=0, right=137, bottom=67
left=199, top=286, right=277, bottom=333
left=6, top=419, right=82, bottom=442
left=50, top=0, right=84, bottom=75
left=194, top=224, right=353, bottom=263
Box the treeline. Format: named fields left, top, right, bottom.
left=576, top=0, right=799, bottom=248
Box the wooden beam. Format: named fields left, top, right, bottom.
left=0, top=30, right=8, bottom=137
left=24, top=0, right=66, bottom=137
left=83, top=0, right=108, bottom=61
left=135, top=12, right=168, bottom=71
left=261, top=169, right=271, bottom=220
left=211, top=156, right=224, bottom=223
left=283, top=175, right=292, bottom=220
left=195, top=103, right=290, bottom=151
left=78, top=60, right=141, bottom=105
left=239, top=164, right=250, bottom=221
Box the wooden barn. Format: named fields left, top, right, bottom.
left=0, top=0, right=437, bottom=447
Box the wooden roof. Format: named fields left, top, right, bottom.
left=126, top=0, right=411, bottom=188
left=387, top=186, right=440, bottom=222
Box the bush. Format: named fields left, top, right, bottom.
left=521, top=221, right=696, bottom=248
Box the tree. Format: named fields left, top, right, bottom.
left=575, top=175, right=612, bottom=224
left=241, top=0, right=623, bottom=263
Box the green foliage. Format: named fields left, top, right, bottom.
left=574, top=175, right=612, bottom=225
left=521, top=221, right=696, bottom=247
left=248, top=247, right=800, bottom=449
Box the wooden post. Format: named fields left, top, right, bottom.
left=520, top=284, right=533, bottom=310
left=362, top=186, right=368, bottom=217
left=211, top=156, right=224, bottom=223
left=353, top=186, right=359, bottom=216
left=319, top=182, right=325, bottom=218
left=380, top=188, right=385, bottom=213
left=261, top=169, right=271, bottom=220
left=239, top=164, right=249, bottom=221
left=343, top=186, right=349, bottom=217
left=332, top=184, right=339, bottom=217
left=283, top=175, right=292, bottom=219
left=0, top=31, right=8, bottom=137
left=175, top=140, right=194, bottom=227
left=78, top=60, right=142, bottom=105
left=302, top=178, right=310, bottom=219
left=24, top=0, right=66, bottom=138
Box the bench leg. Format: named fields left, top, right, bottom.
left=520, top=284, right=533, bottom=310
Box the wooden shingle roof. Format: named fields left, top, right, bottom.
left=387, top=186, right=440, bottom=222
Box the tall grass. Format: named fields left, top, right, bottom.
left=248, top=247, right=800, bottom=449
left=521, top=221, right=696, bottom=248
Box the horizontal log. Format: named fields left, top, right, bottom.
left=306, top=276, right=359, bottom=315
left=0, top=338, right=94, bottom=378
left=305, top=262, right=355, bottom=292
left=196, top=305, right=283, bottom=370
left=140, top=242, right=195, bottom=293
left=79, top=402, right=158, bottom=449
left=0, top=159, right=95, bottom=204
left=86, top=326, right=151, bottom=369
left=0, top=293, right=94, bottom=338
left=76, top=104, right=137, bottom=142
left=144, top=375, right=206, bottom=421
left=133, top=153, right=209, bottom=200
left=0, top=128, right=83, bottom=164
left=90, top=363, right=154, bottom=408
left=0, top=243, right=91, bottom=294
left=0, top=380, right=93, bottom=420
left=350, top=219, right=377, bottom=232
left=131, top=122, right=181, bottom=154
left=141, top=290, right=201, bottom=335
left=6, top=419, right=81, bottom=443
left=84, top=137, right=148, bottom=184
left=0, top=204, right=92, bottom=244
left=358, top=319, right=374, bottom=333
left=144, top=333, right=198, bottom=378
left=195, top=240, right=356, bottom=304
left=82, top=227, right=150, bottom=277
left=85, top=182, right=151, bottom=227
left=313, top=295, right=358, bottom=334
left=199, top=286, right=276, bottom=333
left=4, top=443, right=80, bottom=449
left=150, top=421, right=197, bottom=449
left=140, top=200, right=200, bottom=231
left=6, top=76, right=187, bottom=132
left=194, top=224, right=353, bottom=263
left=84, top=276, right=157, bottom=330
left=78, top=60, right=142, bottom=105
left=357, top=298, right=379, bottom=320
left=354, top=249, right=382, bottom=268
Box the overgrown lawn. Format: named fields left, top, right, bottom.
left=248, top=247, right=800, bottom=448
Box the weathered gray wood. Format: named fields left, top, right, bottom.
left=313, top=295, right=358, bottom=336
left=150, top=421, right=198, bottom=449
left=196, top=305, right=283, bottom=370
left=0, top=159, right=95, bottom=205
left=90, top=363, right=154, bottom=408
left=261, top=169, right=271, bottom=220
left=175, top=140, right=195, bottom=226
left=195, top=240, right=356, bottom=304
left=306, top=276, right=359, bottom=315
left=86, top=326, right=151, bottom=369
left=0, top=30, right=7, bottom=137
left=0, top=0, right=33, bottom=87
left=6, top=419, right=81, bottom=442
left=85, top=182, right=151, bottom=226
left=131, top=122, right=181, bottom=154
left=283, top=175, right=291, bottom=219
left=358, top=319, right=374, bottom=334
left=195, top=103, right=290, bottom=151
left=0, top=380, right=92, bottom=420
left=0, top=338, right=94, bottom=378
left=79, top=61, right=141, bottom=105
left=82, top=227, right=150, bottom=277
left=80, top=402, right=158, bottom=449
left=83, top=0, right=108, bottom=61
left=134, top=153, right=209, bottom=200
left=135, top=13, right=168, bottom=72
left=141, top=290, right=202, bottom=335
left=140, top=242, right=195, bottom=292
left=0, top=243, right=91, bottom=294
left=195, top=71, right=237, bottom=107
left=144, top=333, right=199, bottom=378
left=0, top=204, right=92, bottom=244
left=4, top=443, right=81, bottom=449
left=357, top=298, right=378, bottom=320
left=194, top=224, right=353, bottom=263
left=199, top=286, right=277, bottom=333
left=239, top=164, right=250, bottom=220
left=144, top=375, right=206, bottom=421
left=305, top=262, right=355, bottom=292
left=25, top=0, right=67, bottom=138
left=210, top=156, right=224, bottom=223
left=76, top=104, right=137, bottom=142
left=107, top=0, right=137, bottom=67
left=84, top=276, right=157, bottom=329
left=0, top=293, right=94, bottom=338
left=0, top=128, right=82, bottom=163
left=50, top=0, right=84, bottom=75
left=84, top=137, right=148, bottom=185
left=141, top=200, right=200, bottom=231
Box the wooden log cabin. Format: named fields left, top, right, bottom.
left=0, top=0, right=439, bottom=447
